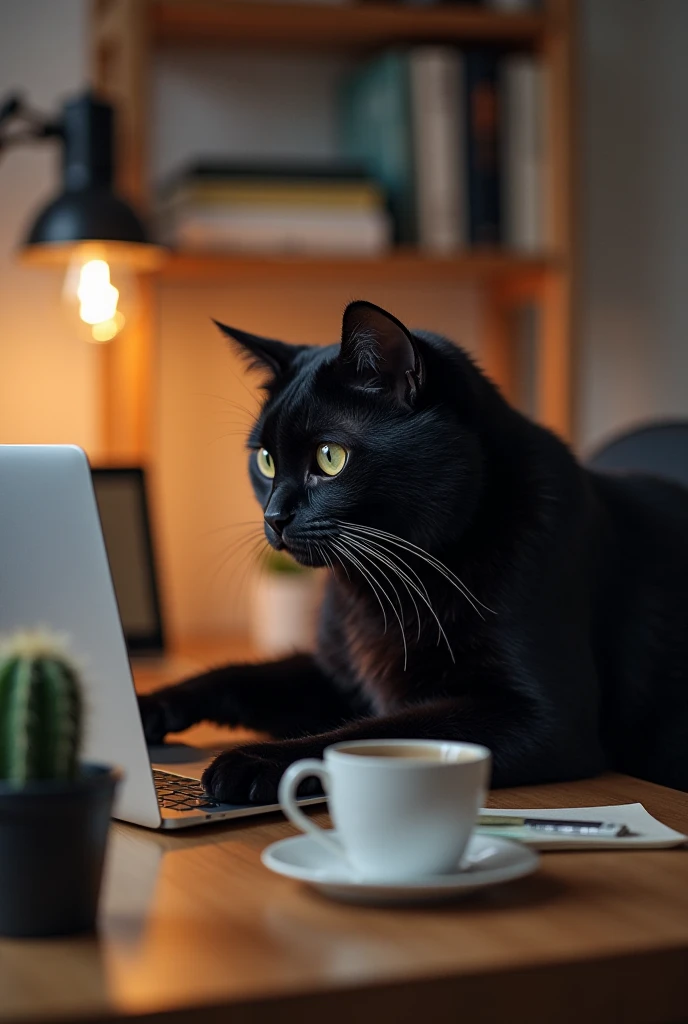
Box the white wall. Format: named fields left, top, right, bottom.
left=152, top=47, right=355, bottom=181
left=578, top=0, right=688, bottom=452
left=0, top=0, right=96, bottom=450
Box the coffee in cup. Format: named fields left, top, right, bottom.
left=278, top=739, right=491, bottom=881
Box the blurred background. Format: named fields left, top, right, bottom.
left=1, top=0, right=686, bottom=659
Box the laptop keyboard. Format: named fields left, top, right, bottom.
left=153, top=769, right=222, bottom=812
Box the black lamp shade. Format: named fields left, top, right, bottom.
left=25, top=186, right=148, bottom=248
left=19, top=91, right=163, bottom=271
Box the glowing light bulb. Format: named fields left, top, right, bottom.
left=77, top=260, right=119, bottom=324
left=62, top=248, right=135, bottom=343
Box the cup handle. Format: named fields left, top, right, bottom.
left=278, top=759, right=345, bottom=861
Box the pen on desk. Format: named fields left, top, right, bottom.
left=477, top=815, right=630, bottom=837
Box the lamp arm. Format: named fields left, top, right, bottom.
left=0, top=92, right=63, bottom=159
left=0, top=93, right=21, bottom=126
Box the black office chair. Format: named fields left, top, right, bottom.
left=587, top=420, right=688, bottom=489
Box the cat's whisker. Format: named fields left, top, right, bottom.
left=210, top=528, right=264, bottom=587
left=197, top=391, right=258, bottom=419
left=212, top=527, right=263, bottom=565
left=239, top=537, right=270, bottom=600
left=346, top=535, right=433, bottom=626
left=213, top=414, right=252, bottom=426
left=347, top=541, right=409, bottom=671
left=334, top=540, right=390, bottom=631
left=254, top=543, right=271, bottom=580
left=339, top=521, right=494, bottom=619
left=356, top=536, right=431, bottom=601
left=231, top=535, right=270, bottom=610
left=327, top=543, right=351, bottom=582
left=208, top=427, right=253, bottom=446
left=342, top=521, right=484, bottom=609
left=345, top=534, right=455, bottom=663
left=336, top=539, right=408, bottom=671
left=228, top=533, right=266, bottom=579
left=344, top=532, right=439, bottom=645
left=213, top=526, right=263, bottom=564
left=315, top=542, right=336, bottom=576
left=204, top=520, right=263, bottom=537
left=341, top=522, right=473, bottom=595
left=365, top=523, right=495, bottom=617
left=211, top=417, right=251, bottom=428
left=346, top=535, right=422, bottom=644
left=369, top=540, right=441, bottom=645
left=228, top=364, right=262, bottom=412
left=333, top=540, right=390, bottom=637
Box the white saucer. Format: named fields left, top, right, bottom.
left=261, top=832, right=539, bottom=906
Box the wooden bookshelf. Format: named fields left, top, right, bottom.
left=90, top=0, right=575, bottom=460
left=161, top=249, right=559, bottom=286
left=150, top=1, right=546, bottom=49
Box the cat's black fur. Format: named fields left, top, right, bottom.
left=139, top=301, right=688, bottom=802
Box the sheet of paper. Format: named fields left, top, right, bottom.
left=477, top=803, right=687, bottom=850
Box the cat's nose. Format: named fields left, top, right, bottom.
left=264, top=509, right=295, bottom=538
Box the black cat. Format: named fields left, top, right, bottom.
left=139, top=300, right=688, bottom=802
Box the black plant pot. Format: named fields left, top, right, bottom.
left=0, top=764, right=121, bottom=938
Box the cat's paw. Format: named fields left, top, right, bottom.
left=137, top=692, right=193, bottom=745
left=202, top=742, right=323, bottom=805
left=137, top=693, right=172, bottom=745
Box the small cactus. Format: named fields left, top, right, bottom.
left=0, top=631, right=83, bottom=784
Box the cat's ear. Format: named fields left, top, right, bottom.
left=213, top=320, right=299, bottom=377
left=339, top=301, right=424, bottom=407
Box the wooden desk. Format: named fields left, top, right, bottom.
left=2, top=647, right=688, bottom=1024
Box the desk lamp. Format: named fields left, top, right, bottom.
left=0, top=90, right=164, bottom=343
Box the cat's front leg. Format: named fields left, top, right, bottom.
left=202, top=698, right=466, bottom=803
left=202, top=692, right=603, bottom=804
left=137, top=654, right=360, bottom=744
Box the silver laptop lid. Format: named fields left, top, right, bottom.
left=0, top=445, right=161, bottom=828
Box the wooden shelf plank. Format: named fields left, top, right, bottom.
left=158, top=249, right=560, bottom=286
left=150, top=1, right=546, bottom=49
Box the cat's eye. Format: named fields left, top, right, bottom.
left=316, top=443, right=348, bottom=477
left=256, top=448, right=275, bottom=479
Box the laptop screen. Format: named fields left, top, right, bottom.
left=91, top=467, right=166, bottom=655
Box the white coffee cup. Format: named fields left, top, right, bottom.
left=278, top=739, right=491, bottom=881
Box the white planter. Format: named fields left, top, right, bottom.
left=250, top=572, right=321, bottom=657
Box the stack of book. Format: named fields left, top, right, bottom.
left=340, top=48, right=548, bottom=253
left=399, top=1, right=539, bottom=9
left=157, top=163, right=392, bottom=256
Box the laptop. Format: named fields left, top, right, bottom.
left=91, top=467, right=166, bottom=658
left=0, top=445, right=320, bottom=829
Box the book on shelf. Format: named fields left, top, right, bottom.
left=160, top=208, right=390, bottom=255
left=484, top=0, right=540, bottom=10
left=395, top=1, right=541, bottom=10
left=340, top=46, right=547, bottom=254
left=340, top=52, right=416, bottom=245
left=501, top=54, right=547, bottom=253
left=464, top=48, right=502, bottom=246
left=157, top=162, right=392, bottom=255
left=159, top=45, right=548, bottom=261
left=409, top=47, right=466, bottom=252
left=159, top=160, right=380, bottom=192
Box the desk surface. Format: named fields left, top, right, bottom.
left=2, top=643, right=688, bottom=1024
